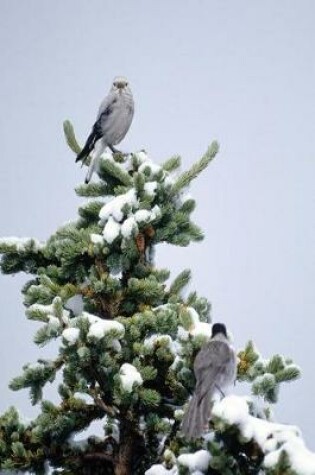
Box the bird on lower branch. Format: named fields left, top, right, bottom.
left=181, top=323, right=237, bottom=440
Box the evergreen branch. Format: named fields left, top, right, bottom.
left=63, top=120, right=81, bottom=155
left=75, top=182, right=112, bottom=197
left=99, top=158, right=133, bottom=187
left=78, top=200, right=104, bottom=222
left=89, top=388, right=118, bottom=417
left=162, top=155, right=182, bottom=172
left=0, top=238, right=58, bottom=275
left=169, top=269, right=191, bottom=295
left=172, top=140, right=219, bottom=193
left=9, top=360, right=58, bottom=405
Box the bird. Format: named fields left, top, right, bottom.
left=76, top=76, right=134, bottom=183
left=181, top=323, right=237, bottom=440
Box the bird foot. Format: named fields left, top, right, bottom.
left=112, top=150, right=129, bottom=163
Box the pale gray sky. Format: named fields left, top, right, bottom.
left=0, top=0, right=314, bottom=450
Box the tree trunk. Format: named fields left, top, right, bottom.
left=114, top=419, right=136, bottom=475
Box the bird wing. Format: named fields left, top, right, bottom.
left=76, top=92, right=117, bottom=163
left=194, top=340, right=232, bottom=392
left=96, top=91, right=117, bottom=120
left=182, top=341, right=232, bottom=440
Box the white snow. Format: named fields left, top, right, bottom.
left=174, top=409, right=184, bottom=420
left=138, top=160, right=162, bottom=177
left=62, top=327, right=80, bottom=345
left=64, top=307, right=123, bottom=340
left=145, top=465, right=177, bottom=475
left=90, top=233, right=104, bottom=244
left=177, top=450, right=211, bottom=472
left=27, top=301, right=69, bottom=327
left=0, top=236, right=44, bottom=251
left=135, top=150, right=148, bottom=164
left=151, top=205, right=161, bottom=220
left=177, top=326, right=189, bottom=341
left=99, top=189, right=137, bottom=223
left=264, top=437, right=315, bottom=474
left=163, top=175, right=176, bottom=187
left=61, top=308, right=70, bottom=321
left=180, top=192, right=193, bottom=203
left=102, top=216, right=121, bottom=243
left=212, top=395, right=250, bottom=426
left=101, top=151, right=114, bottom=162
left=119, top=363, right=143, bottom=392
left=87, top=315, right=125, bottom=340
left=134, top=209, right=152, bottom=223
left=73, top=392, right=94, bottom=404
left=133, top=205, right=161, bottom=225
left=48, top=315, right=61, bottom=331
left=80, top=312, right=100, bottom=325
left=144, top=334, right=179, bottom=356
left=121, top=215, right=138, bottom=238
left=212, top=395, right=315, bottom=474
left=187, top=307, right=212, bottom=338
left=27, top=303, right=54, bottom=316
left=144, top=181, right=158, bottom=196
left=191, top=321, right=212, bottom=339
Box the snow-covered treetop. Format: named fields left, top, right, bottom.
left=0, top=122, right=311, bottom=475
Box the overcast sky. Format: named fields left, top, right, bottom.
left=0, top=0, right=314, bottom=451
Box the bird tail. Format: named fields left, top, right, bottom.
left=85, top=156, right=96, bottom=184
left=181, top=391, right=213, bottom=440
left=76, top=131, right=98, bottom=164
left=84, top=141, right=106, bottom=184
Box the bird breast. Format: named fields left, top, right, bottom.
left=103, top=92, right=134, bottom=146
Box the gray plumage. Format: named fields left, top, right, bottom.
left=181, top=323, right=237, bottom=440
left=76, top=76, right=134, bottom=183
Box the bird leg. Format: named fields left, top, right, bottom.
left=215, top=384, right=225, bottom=398
left=108, top=144, right=129, bottom=161
left=108, top=144, right=121, bottom=154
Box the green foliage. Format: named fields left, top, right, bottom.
left=238, top=342, right=301, bottom=404
left=0, top=122, right=305, bottom=475
left=99, top=158, right=133, bottom=187
left=162, top=155, right=182, bottom=172
left=75, top=182, right=112, bottom=197
left=265, top=450, right=298, bottom=475
left=169, top=269, right=191, bottom=296
left=63, top=120, right=81, bottom=155
left=172, top=141, right=219, bottom=194
left=10, top=360, right=59, bottom=405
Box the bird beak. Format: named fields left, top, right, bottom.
left=117, top=83, right=125, bottom=90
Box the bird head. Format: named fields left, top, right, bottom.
left=111, top=76, right=130, bottom=93
left=211, top=323, right=227, bottom=338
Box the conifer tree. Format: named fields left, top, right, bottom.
left=0, top=123, right=313, bottom=475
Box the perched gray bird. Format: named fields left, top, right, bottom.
left=181, top=323, right=237, bottom=440
left=76, top=76, right=134, bottom=183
